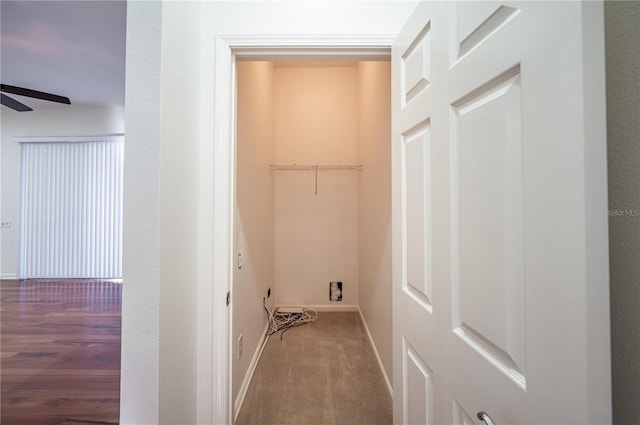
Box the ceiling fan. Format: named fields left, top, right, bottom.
left=1, top=84, right=71, bottom=112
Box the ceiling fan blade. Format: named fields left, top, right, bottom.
left=1, top=84, right=71, bottom=105
left=1, top=93, right=33, bottom=112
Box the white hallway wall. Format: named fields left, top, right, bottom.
left=122, top=2, right=418, bottom=424
left=121, top=2, right=202, bottom=424
left=0, top=106, right=124, bottom=279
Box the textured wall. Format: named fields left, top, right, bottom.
left=157, top=3, right=202, bottom=424
left=120, top=2, right=162, bottom=423
left=606, top=2, right=640, bottom=423
left=122, top=3, right=204, bottom=424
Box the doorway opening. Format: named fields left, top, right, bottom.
left=232, top=57, right=393, bottom=422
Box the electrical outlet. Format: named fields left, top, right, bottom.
left=0, top=221, right=11, bottom=229
left=237, top=334, right=243, bottom=359
left=267, top=287, right=271, bottom=298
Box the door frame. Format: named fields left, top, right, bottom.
left=209, top=34, right=395, bottom=424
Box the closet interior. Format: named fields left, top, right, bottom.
left=232, top=59, right=393, bottom=410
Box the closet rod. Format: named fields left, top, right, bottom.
left=269, top=164, right=363, bottom=171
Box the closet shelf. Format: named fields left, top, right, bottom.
left=269, top=164, right=363, bottom=171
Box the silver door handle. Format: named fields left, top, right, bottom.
left=477, top=411, right=495, bottom=425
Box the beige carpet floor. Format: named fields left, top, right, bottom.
left=235, top=312, right=392, bottom=425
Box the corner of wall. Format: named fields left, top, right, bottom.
left=356, top=61, right=393, bottom=385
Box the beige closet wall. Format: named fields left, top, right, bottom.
left=357, top=61, right=393, bottom=386
left=233, top=61, right=276, bottom=405
left=273, top=64, right=360, bottom=307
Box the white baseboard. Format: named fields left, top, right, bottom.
left=275, top=303, right=359, bottom=312
left=1, top=273, right=18, bottom=280
left=358, top=307, right=393, bottom=398
left=234, top=323, right=270, bottom=422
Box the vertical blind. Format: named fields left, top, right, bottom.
left=19, top=137, right=124, bottom=278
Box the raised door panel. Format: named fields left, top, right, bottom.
left=404, top=339, right=435, bottom=425
left=401, top=22, right=431, bottom=106
left=450, top=66, right=525, bottom=388
left=404, top=122, right=433, bottom=312
left=453, top=1, right=520, bottom=61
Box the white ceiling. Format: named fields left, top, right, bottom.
left=1, top=0, right=126, bottom=110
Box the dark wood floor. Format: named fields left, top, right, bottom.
left=1, top=279, right=121, bottom=425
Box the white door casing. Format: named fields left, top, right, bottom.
left=392, top=2, right=610, bottom=424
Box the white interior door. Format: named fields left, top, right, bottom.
left=391, top=2, right=610, bottom=424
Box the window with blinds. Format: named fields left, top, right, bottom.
left=18, top=136, right=124, bottom=279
